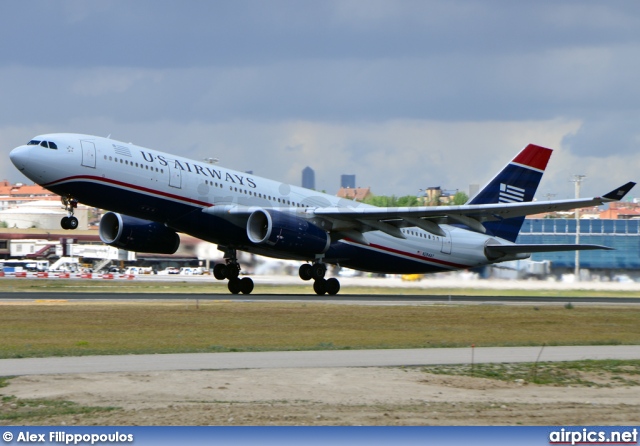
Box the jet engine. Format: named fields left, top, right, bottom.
left=99, top=212, right=180, bottom=254
left=247, top=209, right=330, bottom=256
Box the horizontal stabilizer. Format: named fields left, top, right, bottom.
left=486, top=243, right=613, bottom=258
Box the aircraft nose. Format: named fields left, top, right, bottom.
left=9, top=145, right=30, bottom=171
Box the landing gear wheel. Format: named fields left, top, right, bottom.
left=299, top=264, right=313, bottom=281
left=213, top=263, right=226, bottom=280
left=313, top=278, right=327, bottom=295
left=311, top=263, right=326, bottom=280
left=325, top=278, right=340, bottom=296
left=219, top=247, right=253, bottom=294
left=239, top=277, right=254, bottom=295
left=225, top=263, right=240, bottom=280
left=228, top=278, right=242, bottom=294
left=61, top=196, right=79, bottom=230
left=60, top=216, right=78, bottom=230
left=68, top=216, right=78, bottom=230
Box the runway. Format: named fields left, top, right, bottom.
left=2, top=291, right=640, bottom=304
left=1, top=345, right=639, bottom=376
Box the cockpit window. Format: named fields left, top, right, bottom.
left=34, top=140, right=58, bottom=149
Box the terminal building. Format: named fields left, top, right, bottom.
left=516, top=218, right=640, bottom=274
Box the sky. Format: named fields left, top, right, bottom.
left=1, top=0, right=640, bottom=200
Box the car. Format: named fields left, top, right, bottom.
left=179, top=267, right=204, bottom=275
left=157, top=267, right=180, bottom=275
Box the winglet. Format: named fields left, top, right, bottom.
left=602, top=182, right=636, bottom=201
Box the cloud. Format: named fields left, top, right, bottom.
left=562, top=112, right=640, bottom=157
left=2, top=1, right=640, bottom=204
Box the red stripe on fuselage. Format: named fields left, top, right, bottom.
left=43, top=175, right=213, bottom=208
left=511, top=144, right=552, bottom=172
left=342, top=239, right=471, bottom=270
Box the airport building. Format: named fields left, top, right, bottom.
left=516, top=218, right=640, bottom=273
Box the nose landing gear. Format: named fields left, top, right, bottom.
left=60, top=196, right=79, bottom=230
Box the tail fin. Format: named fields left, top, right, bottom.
left=468, top=144, right=552, bottom=242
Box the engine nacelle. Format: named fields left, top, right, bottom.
left=247, top=209, right=330, bottom=256
left=99, top=212, right=180, bottom=254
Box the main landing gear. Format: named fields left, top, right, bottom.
left=299, top=262, right=340, bottom=296
left=60, top=196, right=79, bottom=230
left=212, top=248, right=340, bottom=296
left=212, top=247, right=254, bottom=295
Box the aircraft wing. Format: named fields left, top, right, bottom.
left=312, top=182, right=636, bottom=240
left=202, top=182, right=635, bottom=245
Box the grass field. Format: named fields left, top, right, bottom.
left=422, top=359, right=640, bottom=386
left=1, top=300, right=638, bottom=358
left=1, top=278, right=638, bottom=426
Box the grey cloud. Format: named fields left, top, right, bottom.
left=4, top=44, right=640, bottom=126
left=3, top=1, right=640, bottom=197
left=562, top=113, right=640, bottom=157
left=2, top=1, right=640, bottom=69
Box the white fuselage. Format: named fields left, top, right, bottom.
left=10, top=133, right=507, bottom=274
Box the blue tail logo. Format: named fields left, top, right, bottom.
left=468, top=144, right=552, bottom=242
left=499, top=183, right=526, bottom=203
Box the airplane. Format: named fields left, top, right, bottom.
left=9, top=134, right=635, bottom=295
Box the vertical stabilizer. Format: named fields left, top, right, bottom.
left=468, top=144, right=552, bottom=242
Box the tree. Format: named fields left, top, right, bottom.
left=451, top=191, right=469, bottom=205
left=363, top=195, right=421, bottom=207
left=396, top=195, right=419, bottom=207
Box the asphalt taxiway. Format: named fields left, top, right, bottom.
left=1, top=345, right=640, bottom=376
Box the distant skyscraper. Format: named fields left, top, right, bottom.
left=302, top=166, right=315, bottom=190
left=341, top=174, right=356, bottom=189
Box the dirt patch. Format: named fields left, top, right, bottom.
left=2, top=367, right=639, bottom=425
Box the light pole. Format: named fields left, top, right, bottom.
left=571, top=175, right=586, bottom=281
